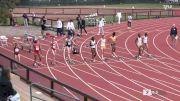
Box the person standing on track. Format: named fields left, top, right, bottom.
left=22, top=13, right=29, bottom=28
left=170, top=24, right=178, bottom=47
left=97, top=18, right=105, bottom=35
left=56, top=18, right=63, bottom=36
left=135, top=33, right=143, bottom=59
left=67, top=19, right=75, bottom=38
left=33, top=40, right=42, bottom=66
left=79, top=17, right=87, bottom=36
left=109, top=32, right=118, bottom=58
left=100, top=35, right=106, bottom=61
left=142, top=33, right=150, bottom=56
left=14, top=43, right=20, bottom=62
left=51, top=37, right=58, bottom=65
left=41, top=16, right=47, bottom=40
left=127, top=14, right=133, bottom=29
left=90, top=37, right=97, bottom=62
left=76, top=14, right=81, bottom=34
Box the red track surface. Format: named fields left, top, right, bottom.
left=1, top=17, right=180, bottom=101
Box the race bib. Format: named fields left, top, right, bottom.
left=143, top=89, right=152, bottom=96
left=68, top=41, right=71, bottom=45
left=175, top=36, right=178, bottom=40
left=52, top=44, right=56, bottom=48
left=15, top=48, right=19, bottom=52
left=35, top=46, right=39, bottom=50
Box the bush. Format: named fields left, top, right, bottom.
left=0, top=0, right=20, bottom=25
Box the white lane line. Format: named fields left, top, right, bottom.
left=94, top=21, right=164, bottom=100
left=124, top=24, right=180, bottom=99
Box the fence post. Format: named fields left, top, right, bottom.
left=29, top=8, right=30, bottom=14
left=45, top=8, right=47, bottom=15
left=172, top=10, right=174, bottom=17
left=124, top=13, right=127, bottom=21
left=97, top=8, right=99, bottom=15
left=148, top=11, right=150, bottom=19
left=84, top=96, right=88, bottom=101
left=80, top=8, right=82, bottom=15
left=160, top=11, right=162, bottom=17
left=26, top=69, right=29, bottom=83
left=51, top=20, right=53, bottom=28
left=30, top=84, right=33, bottom=101
left=50, top=80, right=54, bottom=97
left=10, top=60, right=13, bottom=70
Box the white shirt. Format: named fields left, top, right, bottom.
left=99, top=19, right=105, bottom=27
left=137, top=37, right=142, bottom=46
left=90, top=40, right=96, bottom=48
left=67, top=22, right=75, bottom=30
left=101, top=38, right=106, bottom=46
left=57, top=20, right=62, bottom=28
left=128, top=16, right=132, bottom=22
left=143, top=36, right=148, bottom=44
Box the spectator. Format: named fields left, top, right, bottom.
left=9, top=10, right=15, bottom=26
left=67, top=20, right=75, bottom=38
left=127, top=14, right=133, bottom=29
left=32, top=12, right=36, bottom=24
left=78, top=17, right=87, bottom=36
left=22, top=13, right=29, bottom=27
left=0, top=65, right=19, bottom=101
left=97, top=18, right=105, bottom=35
left=41, top=16, right=47, bottom=39
left=76, top=14, right=81, bottom=32
left=67, top=19, right=75, bottom=31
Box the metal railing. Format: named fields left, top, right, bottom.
left=30, top=83, right=80, bottom=101
left=0, top=53, right=100, bottom=101
left=11, top=8, right=176, bottom=28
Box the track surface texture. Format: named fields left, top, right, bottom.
left=1, top=17, right=180, bottom=101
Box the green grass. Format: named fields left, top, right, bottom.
left=106, top=3, right=180, bottom=9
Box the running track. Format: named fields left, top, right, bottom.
left=1, top=17, right=180, bottom=101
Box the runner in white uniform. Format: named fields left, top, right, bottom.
left=142, top=33, right=149, bottom=56
left=90, top=37, right=96, bottom=62
left=100, top=35, right=106, bottom=60
left=135, top=34, right=143, bottom=59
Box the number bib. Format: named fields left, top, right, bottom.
left=15, top=48, right=19, bottom=52
left=35, top=46, right=39, bottom=51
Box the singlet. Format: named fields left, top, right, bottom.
left=143, top=36, right=148, bottom=44
left=66, top=38, right=72, bottom=47
left=14, top=47, right=19, bottom=54
left=128, top=16, right=132, bottom=22
left=101, top=38, right=106, bottom=46
left=90, top=40, right=96, bottom=48
left=137, top=37, right=142, bottom=46
left=110, top=36, right=116, bottom=44
left=51, top=42, right=56, bottom=50
left=34, top=44, right=40, bottom=54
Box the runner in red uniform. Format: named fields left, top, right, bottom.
left=33, top=40, right=41, bottom=66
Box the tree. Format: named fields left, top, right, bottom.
left=0, top=0, right=20, bottom=24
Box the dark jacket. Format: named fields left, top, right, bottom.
left=0, top=77, right=16, bottom=101
left=80, top=19, right=86, bottom=28
left=170, top=27, right=177, bottom=36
